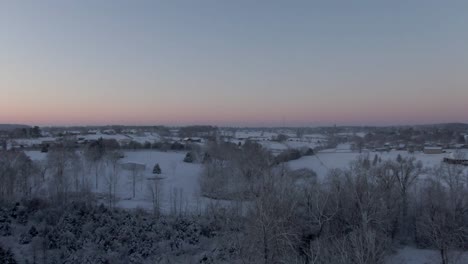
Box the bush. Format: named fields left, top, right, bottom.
left=170, top=142, right=185, bottom=150
left=0, top=246, right=17, bottom=264
left=274, top=149, right=302, bottom=163
left=183, top=152, right=194, bottom=163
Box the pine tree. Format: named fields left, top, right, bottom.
left=183, top=152, right=193, bottom=163
left=153, top=164, right=161, bottom=174
left=0, top=246, right=17, bottom=264
left=396, top=154, right=403, bottom=163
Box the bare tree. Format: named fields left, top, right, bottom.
left=122, top=162, right=145, bottom=199
left=47, top=146, right=80, bottom=204
left=83, top=139, right=106, bottom=190
left=416, top=164, right=468, bottom=264
left=394, top=156, right=423, bottom=237
left=105, top=151, right=122, bottom=208
left=147, top=177, right=162, bottom=217
left=0, top=150, right=36, bottom=202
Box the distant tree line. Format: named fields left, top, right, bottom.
left=178, top=125, right=218, bottom=138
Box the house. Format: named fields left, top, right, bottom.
left=102, top=129, right=116, bottom=135
left=118, top=138, right=132, bottom=146
left=65, top=130, right=81, bottom=135
left=183, top=137, right=202, bottom=143
left=397, top=144, right=406, bottom=150
left=423, top=147, right=443, bottom=154
left=452, top=144, right=466, bottom=149
left=375, top=147, right=390, bottom=152
left=41, top=140, right=56, bottom=147
left=443, top=157, right=468, bottom=166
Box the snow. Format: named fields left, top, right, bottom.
left=15, top=144, right=468, bottom=262
left=259, top=138, right=324, bottom=154
left=288, top=150, right=464, bottom=179
left=127, top=132, right=161, bottom=144
left=82, top=133, right=132, bottom=141
left=105, top=150, right=206, bottom=213
left=386, top=247, right=468, bottom=264
left=24, top=150, right=47, bottom=161
left=234, top=130, right=278, bottom=140
left=22, top=147, right=467, bottom=213
left=10, top=137, right=56, bottom=147
left=22, top=149, right=203, bottom=213
left=303, top=134, right=327, bottom=139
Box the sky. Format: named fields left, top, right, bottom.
left=1, top=0, right=468, bottom=127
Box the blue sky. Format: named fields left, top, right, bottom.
left=1, top=0, right=467, bottom=126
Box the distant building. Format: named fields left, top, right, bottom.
left=102, top=129, right=116, bottom=135
left=423, top=147, right=443, bottom=154
left=183, top=137, right=202, bottom=143
left=397, top=144, right=406, bottom=150
left=41, top=140, right=56, bottom=146
left=118, top=138, right=132, bottom=146
left=453, top=144, right=466, bottom=149
left=65, top=130, right=81, bottom=135
left=375, top=147, right=390, bottom=152
left=443, top=157, right=468, bottom=166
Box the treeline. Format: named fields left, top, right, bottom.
left=178, top=126, right=218, bottom=138
left=1, top=126, right=41, bottom=139
left=199, top=142, right=468, bottom=264
left=1, top=142, right=467, bottom=263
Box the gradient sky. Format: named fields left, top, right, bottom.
left=1, top=0, right=468, bottom=126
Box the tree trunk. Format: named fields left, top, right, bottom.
left=440, top=248, right=447, bottom=264
left=263, top=225, right=269, bottom=264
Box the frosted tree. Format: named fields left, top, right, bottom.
left=83, top=138, right=106, bottom=190
left=416, top=164, right=468, bottom=264
left=105, top=151, right=122, bottom=208
left=47, top=146, right=79, bottom=204
left=147, top=178, right=162, bottom=217
left=394, top=156, right=422, bottom=237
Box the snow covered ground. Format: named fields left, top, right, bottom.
left=21, top=147, right=468, bottom=263
left=25, top=148, right=466, bottom=210
left=24, top=150, right=207, bottom=213
left=115, top=150, right=203, bottom=213
left=258, top=138, right=325, bottom=155
left=234, top=130, right=278, bottom=140
left=288, top=149, right=467, bottom=179
left=386, top=247, right=468, bottom=264
left=24, top=150, right=48, bottom=161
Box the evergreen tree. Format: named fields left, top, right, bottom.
left=396, top=154, right=403, bottom=163
left=153, top=163, right=161, bottom=174
left=183, top=152, right=194, bottom=163
left=0, top=246, right=17, bottom=264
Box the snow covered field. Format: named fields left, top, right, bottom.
left=288, top=149, right=466, bottom=179
left=115, top=151, right=203, bottom=213
left=386, top=247, right=468, bottom=264
left=24, top=150, right=206, bottom=213
left=22, top=147, right=468, bottom=263
left=25, top=148, right=466, bottom=212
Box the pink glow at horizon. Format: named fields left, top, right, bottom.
left=2, top=1, right=468, bottom=127
left=1, top=95, right=466, bottom=126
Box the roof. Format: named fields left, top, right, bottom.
left=424, top=147, right=443, bottom=150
